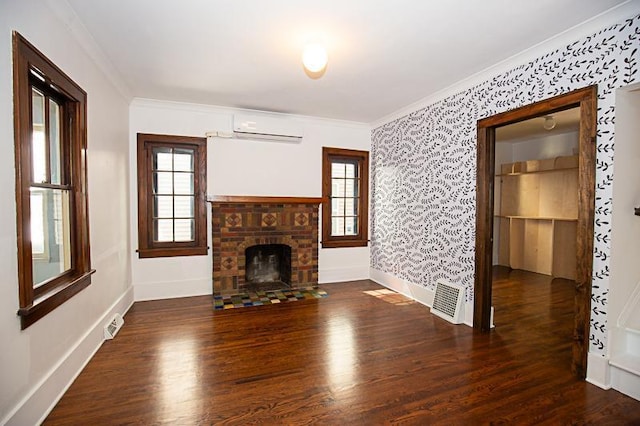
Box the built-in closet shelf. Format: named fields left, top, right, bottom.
left=495, top=166, right=578, bottom=177
left=495, top=155, right=578, bottom=280
left=495, top=215, right=577, bottom=222
left=497, top=155, right=578, bottom=175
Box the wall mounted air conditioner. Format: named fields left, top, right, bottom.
left=232, top=113, right=303, bottom=143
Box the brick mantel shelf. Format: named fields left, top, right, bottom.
left=208, top=195, right=323, bottom=204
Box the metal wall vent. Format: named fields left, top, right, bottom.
left=430, top=280, right=465, bottom=324
left=103, top=313, right=124, bottom=340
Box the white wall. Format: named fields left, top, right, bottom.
left=511, top=131, right=578, bottom=162
left=129, top=99, right=371, bottom=301
left=609, top=85, right=640, bottom=339
left=0, top=1, right=132, bottom=424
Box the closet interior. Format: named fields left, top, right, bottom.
left=493, top=108, right=580, bottom=280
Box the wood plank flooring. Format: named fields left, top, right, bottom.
left=45, top=269, right=640, bottom=424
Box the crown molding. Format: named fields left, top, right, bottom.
left=130, top=98, right=370, bottom=129
left=370, top=1, right=640, bottom=128
left=44, top=0, right=132, bottom=102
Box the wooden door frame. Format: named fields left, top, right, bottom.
left=473, top=85, right=597, bottom=378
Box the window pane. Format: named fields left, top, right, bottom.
left=331, top=162, right=345, bottom=178
left=154, top=196, right=173, bottom=218
left=174, top=149, right=194, bottom=172
left=153, top=148, right=173, bottom=171
left=32, top=188, right=71, bottom=287
left=32, top=88, right=45, bottom=125
left=345, top=162, right=356, bottom=178
left=31, top=88, right=47, bottom=184
left=345, top=217, right=358, bottom=236
left=174, top=196, right=194, bottom=218
left=174, top=219, right=194, bottom=242
left=174, top=172, right=194, bottom=195
left=30, top=191, right=45, bottom=254
left=49, top=99, right=62, bottom=185
left=332, top=178, right=345, bottom=197
left=331, top=198, right=344, bottom=216
left=154, top=219, right=173, bottom=242
left=345, top=198, right=358, bottom=216
left=345, top=178, right=356, bottom=197
left=154, top=172, right=173, bottom=194
left=331, top=217, right=345, bottom=236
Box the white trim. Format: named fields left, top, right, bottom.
left=464, top=302, right=475, bottom=328
left=370, top=1, right=640, bottom=128
left=586, top=352, right=612, bottom=390
left=610, top=364, right=640, bottom=400
left=2, top=286, right=135, bottom=426
left=43, top=0, right=132, bottom=101
left=369, top=268, right=433, bottom=308
left=133, top=277, right=212, bottom=301
left=131, top=98, right=369, bottom=128
left=319, top=266, right=369, bottom=284
left=369, top=268, right=484, bottom=328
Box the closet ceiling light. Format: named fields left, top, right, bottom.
left=543, top=115, right=556, bottom=130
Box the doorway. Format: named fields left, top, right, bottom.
left=473, top=86, right=597, bottom=378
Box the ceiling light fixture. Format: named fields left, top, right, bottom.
left=543, top=115, right=556, bottom=131
left=302, top=42, right=328, bottom=78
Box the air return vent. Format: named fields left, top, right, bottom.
left=430, top=280, right=465, bottom=324
left=103, top=313, right=124, bottom=340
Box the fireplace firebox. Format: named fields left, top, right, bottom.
left=245, top=244, right=292, bottom=291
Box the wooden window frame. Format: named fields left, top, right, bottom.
left=321, top=147, right=369, bottom=248
left=13, top=32, right=94, bottom=329
left=137, top=133, right=208, bottom=258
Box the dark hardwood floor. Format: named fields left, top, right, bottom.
left=45, top=269, right=640, bottom=425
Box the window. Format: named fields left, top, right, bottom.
left=321, top=147, right=369, bottom=248
left=13, top=32, right=93, bottom=329
left=137, top=133, right=207, bottom=258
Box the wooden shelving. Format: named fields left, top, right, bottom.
left=495, top=155, right=578, bottom=280
left=495, top=215, right=577, bottom=221
left=495, top=166, right=578, bottom=177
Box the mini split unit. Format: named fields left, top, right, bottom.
left=207, top=113, right=304, bottom=143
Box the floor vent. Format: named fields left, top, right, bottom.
left=104, top=313, right=124, bottom=340
left=431, top=280, right=465, bottom=324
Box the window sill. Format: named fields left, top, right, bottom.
left=17, top=270, right=95, bottom=329
left=137, top=246, right=208, bottom=258
left=321, top=239, right=369, bottom=249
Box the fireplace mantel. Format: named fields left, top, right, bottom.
left=210, top=197, right=320, bottom=295
left=208, top=195, right=323, bottom=204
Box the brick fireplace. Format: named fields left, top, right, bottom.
left=210, top=196, right=322, bottom=295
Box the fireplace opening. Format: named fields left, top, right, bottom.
left=245, top=244, right=292, bottom=292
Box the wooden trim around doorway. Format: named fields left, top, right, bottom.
left=474, top=85, right=597, bottom=378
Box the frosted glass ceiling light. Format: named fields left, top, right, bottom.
left=543, top=115, right=556, bottom=130
left=302, top=42, right=328, bottom=77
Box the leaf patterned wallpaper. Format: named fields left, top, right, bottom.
left=371, top=14, right=640, bottom=355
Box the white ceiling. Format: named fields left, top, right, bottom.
left=65, top=0, right=630, bottom=123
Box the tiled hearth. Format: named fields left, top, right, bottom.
left=210, top=196, right=322, bottom=295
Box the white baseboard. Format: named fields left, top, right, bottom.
left=369, top=268, right=433, bottom=307
left=319, top=266, right=369, bottom=284
left=133, top=277, right=212, bottom=301
left=464, top=302, right=475, bottom=327
left=586, top=352, right=612, bottom=390
left=369, top=268, right=484, bottom=328
left=610, top=364, right=640, bottom=401
left=3, top=285, right=135, bottom=426
left=369, top=268, right=475, bottom=328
